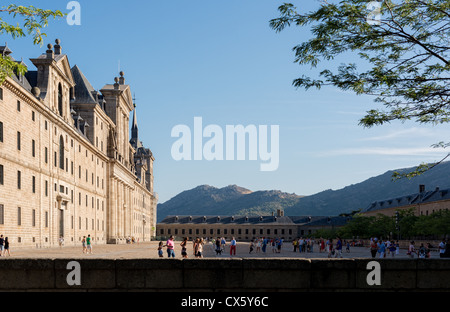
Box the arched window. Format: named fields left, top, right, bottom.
left=58, top=83, right=63, bottom=117
left=59, top=136, right=64, bottom=170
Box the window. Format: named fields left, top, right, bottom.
left=45, top=180, right=48, bottom=196
left=32, top=209, right=36, bottom=227
left=45, top=147, right=48, bottom=163
left=17, top=131, right=21, bottom=150
left=58, top=83, right=63, bottom=117
left=0, top=204, right=3, bottom=224
left=32, top=176, right=36, bottom=193
left=17, top=207, right=21, bottom=226
left=0, top=164, right=3, bottom=185
left=32, top=140, right=35, bottom=157
left=0, top=87, right=3, bottom=100
left=17, top=171, right=21, bottom=189
left=59, top=136, right=64, bottom=170
left=32, top=111, right=35, bottom=121
left=45, top=211, right=48, bottom=228
left=0, top=121, right=3, bottom=142
left=17, top=100, right=20, bottom=112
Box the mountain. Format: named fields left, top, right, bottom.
left=156, top=185, right=302, bottom=222
left=157, top=161, right=450, bottom=221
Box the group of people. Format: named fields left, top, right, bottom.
left=292, top=237, right=315, bottom=253
left=0, top=235, right=10, bottom=256
left=158, top=236, right=238, bottom=258
left=249, top=237, right=284, bottom=254
left=369, top=238, right=400, bottom=258
left=81, top=235, right=93, bottom=254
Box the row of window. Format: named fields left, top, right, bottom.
left=160, top=228, right=294, bottom=236
left=0, top=164, right=105, bottom=214
left=0, top=204, right=105, bottom=231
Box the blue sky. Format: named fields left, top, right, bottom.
left=7, top=0, right=450, bottom=203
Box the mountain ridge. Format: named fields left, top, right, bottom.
left=157, top=162, right=450, bottom=222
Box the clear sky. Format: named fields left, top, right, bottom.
left=7, top=0, right=450, bottom=203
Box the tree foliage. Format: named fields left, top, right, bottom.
left=270, top=0, right=450, bottom=178
left=0, top=4, right=65, bottom=84
left=337, top=209, right=449, bottom=239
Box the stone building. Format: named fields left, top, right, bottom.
left=0, top=40, right=157, bottom=247
left=363, top=185, right=450, bottom=217
left=157, top=210, right=348, bottom=242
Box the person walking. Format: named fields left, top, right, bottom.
left=82, top=236, right=87, bottom=254
left=377, top=240, right=386, bottom=258
left=335, top=237, right=343, bottom=258
left=158, top=241, right=164, bottom=257
left=230, top=237, right=237, bottom=256
left=164, top=235, right=175, bottom=258
left=0, top=235, right=4, bottom=256
left=195, top=238, right=204, bottom=258
left=439, top=239, right=446, bottom=258
left=180, top=237, right=188, bottom=258
left=86, top=234, right=93, bottom=254
left=370, top=239, right=378, bottom=258
left=408, top=241, right=416, bottom=258
left=389, top=241, right=396, bottom=257
left=3, top=237, right=10, bottom=256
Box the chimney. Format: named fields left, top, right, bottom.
left=420, top=185, right=426, bottom=193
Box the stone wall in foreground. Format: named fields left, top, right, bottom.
left=0, top=258, right=449, bottom=292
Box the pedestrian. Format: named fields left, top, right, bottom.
left=215, top=237, right=222, bottom=255
left=346, top=240, right=351, bottom=253
left=335, top=237, right=343, bottom=258
left=389, top=242, right=396, bottom=257
left=277, top=238, right=283, bottom=253
left=221, top=237, right=226, bottom=253
left=82, top=236, right=87, bottom=254
left=158, top=241, right=164, bottom=257
left=418, top=243, right=427, bottom=259
left=180, top=237, right=188, bottom=258
left=196, top=238, right=204, bottom=258
left=164, top=235, right=175, bottom=258
left=408, top=241, right=416, bottom=258
left=370, top=239, right=378, bottom=258
left=262, top=237, right=267, bottom=253
left=0, top=235, right=4, bottom=256
left=3, top=237, right=10, bottom=256
left=377, top=240, right=386, bottom=259
left=86, top=234, right=93, bottom=254
left=256, top=238, right=261, bottom=253
left=439, top=239, right=446, bottom=258
left=320, top=238, right=325, bottom=253
left=327, top=239, right=334, bottom=258
left=230, top=237, right=237, bottom=256
left=59, top=236, right=64, bottom=248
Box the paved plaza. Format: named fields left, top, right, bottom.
left=0, top=240, right=442, bottom=260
